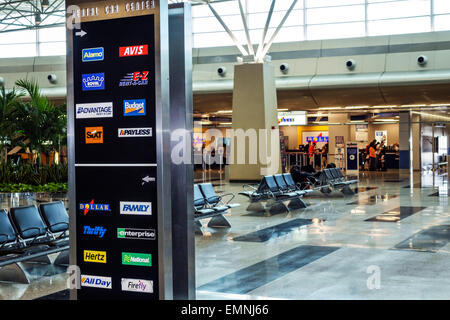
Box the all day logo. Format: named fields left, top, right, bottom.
left=119, top=71, right=148, bottom=87
left=81, top=275, right=112, bottom=289
left=84, top=250, right=107, bottom=263
left=119, top=45, right=148, bottom=57
left=118, top=127, right=152, bottom=138
left=85, top=126, right=103, bottom=144
left=76, top=102, right=113, bottom=119
left=82, top=73, right=105, bottom=91
left=121, top=278, right=153, bottom=293
left=117, top=228, right=155, bottom=240
left=120, top=201, right=152, bottom=215
left=122, top=252, right=152, bottom=267
left=123, top=99, right=146, bottom=116
left=82, top=47, right=104, bottom=62
left=79, top=200, right=110, bottom=216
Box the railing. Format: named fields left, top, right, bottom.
left=285, top=152, right=345, bottom=172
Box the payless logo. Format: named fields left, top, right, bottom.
left=82, top=47, right=104, bottom=62
left=119, top=45, right=148, bottom=57
left=79, top=200, right=110, bottom=216
left=121, top=278, right=153, bottom=293
left=84, top=250, right=107, bottom=263
left=81, top=275, right=112, bottom=289
left=118, top=128, right=152, bottom=138
left=120, top=201, right=152, bottom=215
left=119, top=71, right=148, bottom=87
left=122, top=252, right=152, bottom=267
left=85, top=127, right=103, bottom=144
left=123, top=99, right=146, bottom=116
left=82, top=73, right=105, bottom=91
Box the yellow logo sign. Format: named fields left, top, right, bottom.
left=84, top=250, right=107, bottom=263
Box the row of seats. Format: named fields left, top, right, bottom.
left=323, top=168, right=358, bottom=186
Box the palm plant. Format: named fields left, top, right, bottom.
left=0, top=85, right=24, bottom=161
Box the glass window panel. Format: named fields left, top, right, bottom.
left=0, top=43, right=37, bottom=58
left=434, top=0, right=450, bottom=14
left=248, top=10, right=303, bottom=29
left=249, top=26, right=304, bottom=44
left=247, top=0, right=304, bottom=13
left=207, top=1, right=240, bottom=16
left=306, top=0, right=365, bottom=8
left=39, top=27, right=66, bottom=42
left=193, top=15, right=243, bottom=33
left=307, top=22, right=365, bottom=40
left=368, top=0, right=430, bottom=20
left=0, top=30, right=36, bottom=44
left=192, top=4, right=213, bottom=18
left=194, top=31, right=246, bottom=48
left=307, top=5, right=365, bottom=24
left=39, top=41, right=66, bottom=56
left=368, top=16, right=431, bottom=36
left=434, top=14, right=450, bottom=31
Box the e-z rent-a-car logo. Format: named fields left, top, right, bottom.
left=119, top=71, right=149, bottom=87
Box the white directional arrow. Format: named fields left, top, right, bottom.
left=75, top=30, right=87, bottom=37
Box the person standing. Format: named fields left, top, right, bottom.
left=369, top=142, right=377, bottom=171
left=309, top=141, right=316, bottom=166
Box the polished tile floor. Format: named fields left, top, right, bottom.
left=0, top=169, right=448, bottom=300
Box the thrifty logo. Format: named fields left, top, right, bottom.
left=122, top=252, right=152, bottom=267
left=83, top=226, right=107, bottom=238
left=84, top=250, right=107, bottom=263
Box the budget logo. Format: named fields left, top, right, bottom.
left=123, top=99, right=146, bottom=116
left=81, top=275, right=112, bottom=289
left=119, top=71, right=148, bottom=87
left=84, top=250, right=107, bottom=263
left=118, top=128, right=152, bottom=138
left=82, top=47, right=104, bottom=62
left=82, top=73, right=105, bottom=91
left=85, top=126, right=103, bottom=144
left=119, top=45, right=148, bottom=57
left=117, top=228, right=155, bottom=240
left=122, top=252, right=152, bottom=267
left=121, top=278, right=153, bottom=293
left=120, top=201, right=152, bottom=215
left=79, top=200, right=110, bottom=216
left=83, top=226, right=107, bottom=238
left=76, top=102, right=113, bottom=119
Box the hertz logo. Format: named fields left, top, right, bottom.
left=84, top=250, right=107, bottom=263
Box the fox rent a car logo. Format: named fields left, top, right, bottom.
left=117, top=228, right=155, bottom=240
left=81, top=275, right=112, bottom=289
left=119, top=71, right=148, bottom=87
left=122, top=252, right=152, bottom=267
left=82, top=47, right=104, bottom=62
left=123, top=99, right=146, bottom=116
left=121, top=278, right=153, bottom=293
left=79, top=200, right=110, bottom=216
left=119, top=45, right=148, bottom=57
left=85, top=126, right=103, bottom=144
left=82, top=73, right=105, bottom=91
left=84, top=250, right=107, bottom=263
left=120, top=201, right=152, bottom=215
left=76, top=102, right=113, bottom=119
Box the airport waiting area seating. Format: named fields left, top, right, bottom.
left=194, top=183, right=240, bottom=235
left=0, top=201, right=69, bottom=284
left=315, top=168, right=358, bottom=195
left=238, top=173, right=314, bottom=214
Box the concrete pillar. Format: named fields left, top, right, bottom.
left=399, top=112, right=411, bottom=170
left=411, top=112, right=421, bottom=171
left=327, top=113, right=351, bottom=169
left=229, top=63, right=281, bottom=181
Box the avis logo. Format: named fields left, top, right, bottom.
left=82, top=73, right=105, bottom=91
left=120, top=201, right=152, bottom=215
left=119, top=45, right=148, bottom=57
left=119, top=71, right=149, bottom=87
left=85, top=127, right=103, bottom=144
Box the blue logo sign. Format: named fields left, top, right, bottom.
left=307, top=136, right=329, bottom=142
left=82, top=73, right=105, bottom=91
left=83, top=226, right=107, bottom=238
left=123, top=99, right=146, bottom=116
left=82, top=47, right=104, bottom=62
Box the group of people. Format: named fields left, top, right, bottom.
left=363, top=140, right=387, bottom=171
left=301, top=141, right=329, bottom=171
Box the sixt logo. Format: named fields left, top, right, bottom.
left=76, top=102, right=113, bottom=119
left=82, top=47, right=104, bottom=62
left=120, top=201, right=152, bottom=215
left=121, top=278, right=153, bottom=293
left=118, top=127, right=152, bottom=138
left=83, top=226, right=107, bottom=238
left=79, top=200, right=110, bottom=216
left=117, top=228, right=155, bottom=240
left=119, top=71, right=148, bottom=87
left=123, top=99, right=146, bottom=116
left=82, top=73, right=105, bottom=91
left=81, top=275, right=112, bottom=289
left=84, top=250, right=107, bottom=263
left=119, top=45, right=148, bottom=57
left=85, top=126, right=103, bottom=144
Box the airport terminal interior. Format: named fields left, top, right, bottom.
left=0, top=0, right=449, bottom=300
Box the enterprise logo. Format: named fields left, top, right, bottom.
left=121, top=278, right=153, bottom=293
left=76, top=102, right=113, bottom=119
left=117, top=228, right=155, bottom=240
left=81, top=275, right=112, bottom=289
left=82, top=73, right=105, bottom=91
left=118, top=128, right=152, bottom=138
left=119, top=71, right=148, bottom=87
left=120, top=201, right=152, bottom=215
left=82, top=47, right=104, bottom=62
left=122, top=252, right=152, bottom=267
left=83, top=226, right=107, bottom=238
left=79, top=200, right=110, bottom=216
left=85, top=126, right=103, bottom=144
left=84, top=250, right=107, bottom=263
left=123, top=99, right=146, bottom=116
left=119, top=45, right=148, bottom=57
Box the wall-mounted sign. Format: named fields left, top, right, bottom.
left=278, top=111, right=307, bottom=126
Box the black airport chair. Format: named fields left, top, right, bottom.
left=39, top=201, right=69, bottom=240
left=282, top=173, right=314, bottom=196
left=0, top=209, right=21, bottom=253
left=199, top=183, right=240, bottom=210
left=273, top=174, right=301, bottom=197
left=333, top=168, right=358, bottom=184
left=9, top=205, right=52, bottom=245
left=194, top=184, right=215, bottom=215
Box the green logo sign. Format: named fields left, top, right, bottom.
left=121, top=252, right=152, bottom=267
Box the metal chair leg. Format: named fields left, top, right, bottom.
left=0, top=263, right=31, bottom=284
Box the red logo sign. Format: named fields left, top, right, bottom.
left=119, top=45, right=148, bottom=57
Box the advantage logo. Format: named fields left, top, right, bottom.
left=76, top=102, right=113, bottom=119
left=119, top=45, right=148, bottom=57
left=84, top=250, right=107, bottom=263
left=81, top=275, right=112, bottom=289
left=121, top=278, right=153, bottom=293
left=79, top=200, right=110, bottom=216
left=82, top=47, right=104, bottom=62
left=122, top=252, right=152, bottom=267
left=120, top=201, right=152, bottom=215
left=119, top=71, right=148, bottom=87
left=85, top=126, right=103, bottom=144
left=118, top=127, right=152, bottom=138
left=82, top=73, right=105, bottom=91
left=123, top=99, right=146, bottom=116
left=83, top=226, right=107, bottom=238
left=117, top=228, right=155, bottom=240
